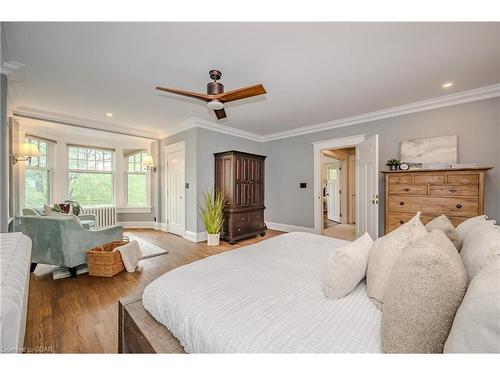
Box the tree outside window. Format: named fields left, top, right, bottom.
left=24, top=138, right=49, bottom=208
left=67, top=145, right=114, bottom=205
left=126, top=151, right=148, bottom=206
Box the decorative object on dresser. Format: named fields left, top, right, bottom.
left=214, top=150, right=267, bottom=244
left=382, top=167, right=493, bottom=234
left=386, top=158, right=401, bottom=171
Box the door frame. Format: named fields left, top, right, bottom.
left=313, top=134, right=366, bottom=235
left=163, top=141, right=186, bottom=235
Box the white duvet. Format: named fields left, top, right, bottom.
left=143, top=232, right=382, bottom=353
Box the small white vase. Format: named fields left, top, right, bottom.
left=207, top=233, right=220, bottom=246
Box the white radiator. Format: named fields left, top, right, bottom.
left=81, top=205, right=116, bottom=229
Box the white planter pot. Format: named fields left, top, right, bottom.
left=207, top=233, right=220, bottom=246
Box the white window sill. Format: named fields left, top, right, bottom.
left=116, top=206, right=152, bottom=214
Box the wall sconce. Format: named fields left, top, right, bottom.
left=12, top=142, right=40, bottom=164
left=141, top=154, right=157, bottom=172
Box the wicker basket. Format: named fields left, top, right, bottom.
left=87, top=237, right=129, bottom=277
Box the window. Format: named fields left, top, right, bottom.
left=67, top=145, right=114, bottom=205
left=24, top=138, right=50, bottom=208
left=126, top=151, right=148, bottom=206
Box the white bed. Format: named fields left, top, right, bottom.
left=1, top=233, right=32, bottom=353
left=143, top=232, right=382, bottom=353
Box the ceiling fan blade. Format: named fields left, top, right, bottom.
left=217, top=84, right=266, bottom=103
left=156, top=86, right=211, bottom=101
left=214, top=108, right=227, bottom=120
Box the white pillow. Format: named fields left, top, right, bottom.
left=456, top=215, right=496, bottom=242
left=460, top=222, right=500, bottom=280
left=323, top=233, right=374, bottom=299
left=367, top=212, right=427, bottom=310
left=444, top=260, right=500, bottom=353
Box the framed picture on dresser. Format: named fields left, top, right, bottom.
left=400, top=135, right=458, bottom=164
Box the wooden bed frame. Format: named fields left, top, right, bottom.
left=118, top=292, right=186, bottom=353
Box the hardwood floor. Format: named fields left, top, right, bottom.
left=24, top=229, right=283, bottom=353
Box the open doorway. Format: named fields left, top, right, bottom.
left=321, top=147, right=356, bottom=240
left=313, top=134, right=379, bottom=241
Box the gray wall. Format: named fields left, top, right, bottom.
left=160, top=127, right=262, bottom=233
left=262, top=98, right=500, bottom=234
left=196, top=128, right=262, bottom=231
left=0, top=74, right=8, bottom=232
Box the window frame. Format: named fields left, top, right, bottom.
left=22, top=136, right=52, bottom=209
left=124, top=150, right=151, bottom=208
left=66, top=144, right=115, bottom=206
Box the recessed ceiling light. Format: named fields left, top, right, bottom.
left=442, top=82, right=453, bottom=89
left=105, top=113, right=113, bottom=117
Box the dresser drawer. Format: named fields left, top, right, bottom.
left=430, top=185, right=478, bottom=197
left=389, top=175, right=412, bottom=184
left=446, top=174, right=479, bottom=185
left=386, top=212, right=468, bottom=233
left=389, top=184, right=427, bottom=195
left=413, top=174, right=445, bottom=185
left=232, top=212, right=250, bottom=223
left=388, top=196, right=479, bottom=217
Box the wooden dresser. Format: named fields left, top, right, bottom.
left=214, top=151, right=267, bottom=244
left=382, top=167, right=492, bottom=234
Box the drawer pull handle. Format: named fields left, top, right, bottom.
left=450, top=189, right=457, bottom=193
left=399, top=201, right=405, bottom=206
left=403, top=188, right=410, bottom=192
left=456, top=204, right=462, bottom=209
left=399, top=220, right=405, bottom=224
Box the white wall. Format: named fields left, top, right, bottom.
left=15, top=120, right=158, bottom=222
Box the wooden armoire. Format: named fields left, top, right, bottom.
left=214, top=151, right=267, bottom=244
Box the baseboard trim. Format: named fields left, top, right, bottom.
left=117, top=221, right=159, bottom=229
left=266, top=221, right=316, bottom=233
left=183, top=230, right=207, bottom=243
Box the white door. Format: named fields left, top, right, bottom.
left=326, top=164, right=340, bottom=222
left=166, top=148, right=185, bottom=236
left=355, top=135, right=379, bottom=239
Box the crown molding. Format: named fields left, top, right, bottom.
left=165, top=117, right=263, bottom=142
left=261, top=84, right=500, bottom=142
left=12, top=84, right=500, bottom=145
left=1, top=61, right=25, bottom=76
left=12, top=109, right=161, bottom=140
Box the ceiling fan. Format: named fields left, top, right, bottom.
left=156, top=70, right=266, bottom=120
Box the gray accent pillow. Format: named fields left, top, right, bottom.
left=425, top=215, right=462, bottom=251
left=444, top=260, right=500, bottom=353
left=323, top=233, right=373, bottom=299
left=381, top=230, right=468, bottom=353
left=367, top=213, right=427, bottom=309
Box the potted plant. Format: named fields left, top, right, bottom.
left=386, top=158, right=401, bottom=171
left=200, top=190, right=226, bottom=246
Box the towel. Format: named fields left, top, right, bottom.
left=116, top=240, right=143, bottom=272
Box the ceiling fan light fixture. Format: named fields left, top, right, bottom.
left=207, top=99, right=224, bottom=110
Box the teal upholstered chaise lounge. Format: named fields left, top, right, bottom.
left=21, top=215, right=123, bottom=278
left=22, top=207, right=97, bottom=230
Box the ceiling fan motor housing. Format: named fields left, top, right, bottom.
left=207, top=81, right=224, bottom=95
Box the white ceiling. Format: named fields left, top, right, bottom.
left=3, top=22, right=500, bottom=138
